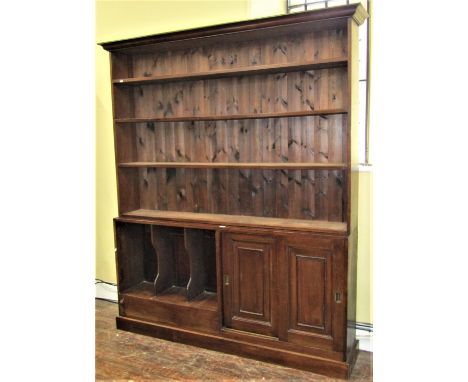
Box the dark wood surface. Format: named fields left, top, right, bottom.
left=115, top=108, right=347, bottom=123
left=115, top=314, right=352, bottom=379
left=120, top=283, right=219, bottom=334
left=120, top=209, right=347, bottom=233
left=105, top=4, right=367, bottom=379
left=185, top=228, right=208, bottom=300
left=128, top=69, right=347, bottom=119
left=119, top=161, right=347, bottom=169
left=222, top=233, right=278, bottom=337
left=281, top=235, right=347, bottom=353
left=96, top=299, right=372, bottom=381
left=111, top=19, right=349, bottom=223
left=113, top=58, right=347, bottom=85
left=151, top=226, right=177, bottom=293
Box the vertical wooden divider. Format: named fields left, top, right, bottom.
left=151, top=226, right=176, bottom=294
left=185, top=228, right=207, bottom=300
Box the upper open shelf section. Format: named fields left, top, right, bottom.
left=101, top=4, right=369, bottom=228
left=112, top=58, right=347, bottom=86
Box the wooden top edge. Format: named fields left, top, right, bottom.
left=350, top=3, right=369, bottom=25
left=117, top=209, right=347, bottom=234
left=99, top=4, right=367, bottom=52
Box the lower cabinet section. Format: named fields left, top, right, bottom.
left=115, top=220, right=353, bottom=379
left=221, top=232, right=346, bottom=352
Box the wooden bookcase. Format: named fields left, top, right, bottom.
left=100, top=4, right=368, bottom=379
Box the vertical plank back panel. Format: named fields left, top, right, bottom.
left=114, top=25, right=348, bottom=223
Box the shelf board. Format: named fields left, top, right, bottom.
left=118, top=162, right=347, bottom=170
left=122, top=282, right=218, bottom=312
left=121, top=209, right=347, bottom=234
left=114, top=108, right=347, bottom=124
left=113, top=58, right=347, bottom=86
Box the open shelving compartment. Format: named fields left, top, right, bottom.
left=111, top=19, right=350, bottom=231
left=115, top=111, right=349, bottom=232
left=115, top=221, right=219, bottom=333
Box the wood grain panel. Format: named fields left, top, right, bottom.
left=131, top=68, right=345, bottom=120
left=151, top=226, right=177, bottom=294
left=237, top=248, right=265, bottom=316
left=296, top=255, right=326, bottom=328
left=122, top=112, right=344, bottom=221
left=115, top=222, right=146, bottom=292
left=281, top=235, right=346, bottom=351
left=223, top=234, right=277, bottom=337
left=128, top=26, right=348, bottom=79
left=185, top=228, right=207, bottom=300
left=121, top=282, right=219, bottom=334
left=121, top=209, right=347, bottom=233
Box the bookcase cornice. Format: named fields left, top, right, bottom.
left=99, top=4, right=368, bottom=53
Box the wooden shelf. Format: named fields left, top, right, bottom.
left=121, top=209, right=347, bottom=234
left=118, top=162, right=347, bottom=170
left=113, top=58, right=347, bottom=86
left=122, top=282, right=218, bottom=312
left=114, top=109, right=347, bottom=124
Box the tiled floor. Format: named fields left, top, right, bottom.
left=96, top=300, right=372, bottom=381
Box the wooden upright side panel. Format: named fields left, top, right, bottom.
left=185, top=228, right=207, bottom=300
left=115, top=222, right=146, bottom=292
left=151, top=226, right=176, bottom=293
left=347, top=17, right=360, bottom=362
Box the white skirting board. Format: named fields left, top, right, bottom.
left=357, top=329, right=373, bottom=352
left=95, top=281, right=373, bottom=352
left=95, top=282, right=118, bottom=302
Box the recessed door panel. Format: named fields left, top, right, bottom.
left=237, top=247, right=266, bottom=317
left=281, top=235, right=346, bottom=352
left=289, top=248, right=332, bottom=335
left=296, top=254, right=326, bottom=329
left=222, top=233, right=277, bottom=337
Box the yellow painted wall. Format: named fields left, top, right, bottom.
left=357, top=171, right=373, bottom=323
left=96, top=0, right=372, bottom=324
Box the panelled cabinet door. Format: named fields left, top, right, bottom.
left=279, top=235, right=347, bottom=352
left=222, top=233, right=278, bottom=337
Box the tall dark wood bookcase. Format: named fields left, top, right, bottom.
left=100, top=4, right=368, bottom=379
